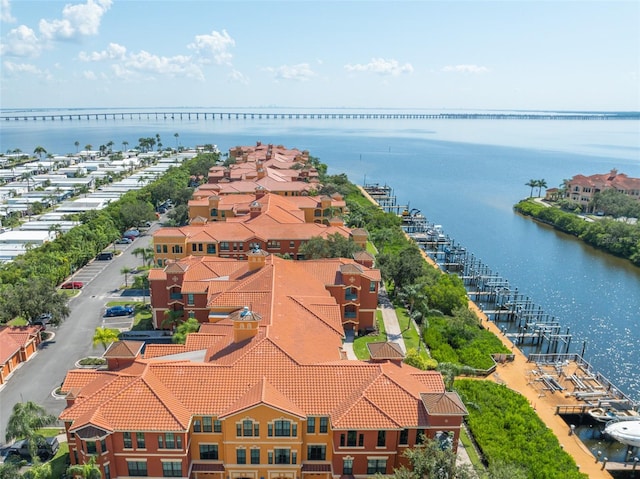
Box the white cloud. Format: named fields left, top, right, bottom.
left=441, top=64, right=489, bottom=74
left=188, top=29, right=235, bottom=65
left=1, top=0, right=16, bottom=23
left=79, top=42, right=126, bottom=62
left=229, top=69, right=249, bottom=85
left=83, top=70, right=97, bottom=80
left=122, top=50, right=205, bottom=81
left=3, top=60, right=44, bottom=76
left=0, top=24, right=42, bottom=57
left=344, top=58, right=413, bottom=76
left=39, top=0, right=112, bottom=41
left=264, top=63, right=316, bottom=81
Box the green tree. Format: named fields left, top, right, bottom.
left=132, top=247, right=155, bottom=267
left=120, top=267, right=133, bottom=288
left=33, top=146, right=47, bottom=159
left=173, top=317, right=200, bottom=344
left=389, top=436, right=474, bottom=479
left=536, top=178, right=547, bottom=197
left=74, top=141, right=80, bottom=153
left=0, top=278, right=70, bottom=325
left=67, top=455, right=102, bottom=479
left=299, top=236, right=331, bottom=259
left=5, top=401, right=57, bottom=463
left=0, top=461, right=21, bottom=479
left=525, top=179, right=537, bottom=198
left=92, top=327, right=120, bottom=351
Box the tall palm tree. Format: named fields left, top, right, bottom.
left=33, top=146, right=47, bottom=159
left=21, top=171, right=33, bottom=192
left=5, top=401, right=57, bottom=447
left=536, top=178, right=548, bottom=197
left=174, top=132, right=179, bottom=150
left=525, top=179, right=537, bottom=198
left=120, top=267, right=132, bottom=288
left=74, top=141, right=80, bottom=153
left=122, top=140, right=129, bottom=152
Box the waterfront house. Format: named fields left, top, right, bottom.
left=564, top=169, right=640, bottom=212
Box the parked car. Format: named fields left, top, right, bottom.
left=123, top=234, right=137, bottom=241
left=61, top=281, right=84, bottom=289
left=30, top=313, right=52, bottom=329
left=105, top=305, right=135, bottom=317
left=124, top=229, right=140, bottom=237
left=7, top=436, right=60, bottom=462
left=116, top=237, right=133, bottom=244
left=97, top=251, right=114, bottom=260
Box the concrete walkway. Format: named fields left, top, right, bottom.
left=378, top=284, right=407, bottom=354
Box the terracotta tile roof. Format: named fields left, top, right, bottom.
left=219, top=376, right=306, bottom=419
left=104, top=340, right=144, bottom=358
left=421, top=392, right=469, bottom=416
left=367, top=341, right=405, bottom=360
left=0, top=326, right=40, bottom=363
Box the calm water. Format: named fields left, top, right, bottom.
left=2, top=110, right=639, bottom=400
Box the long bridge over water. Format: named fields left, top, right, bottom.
left=2, top=111, right=638, bottom=122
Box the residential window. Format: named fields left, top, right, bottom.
left=289, top=241, right=295, bottom=248
left=162, top=461, right=182, bottom=477
left=162, top=245, right=168, bottom=253
left=86, top=441, right=97, bottom=454
left=367, top=458, right=387, bottom=474
left=158, top=433, right=181, bottom=449
left=237, top=419, right=259, bottom=437
left=267, top=240, right=280, bottom=250
left=377, top=430, right=386, bottom=447
left=104, top=464, right=111, bottom=479
left=187, top=293, right=194, bottom=306
left=207, top=244, right=216, bottom=254
left=233, top=242, right=244, bottom=251
left=127, top=461, right=147, bottom=477
left=347, top=430, right=357, bottom=447
left=274, top=448, right=290, bottom=464
left=214, top=419, right=222, bottom=433
left=237, top=449, right=246, bottom=465
left=307, top=417, right=315, bottom=434
left=370, top=281, right=376, bottom=292
left=271, top=419, right=295, bottom=437
left=211, top=208, right=218, bottom=217
left=219, top=242, right=230, bottom=251
left=136, top=432, right=145, bottom=449
left=199, top=444, right=218, bottom=460
left=416, top=429, right=425, bottom=444
left=156, top=245, right=162, bottom=254
left=191, top=244, right=197, bottom=252
left=171, top=245, right=183, bottom=254
left=193, top=419, right=201, bottom=433
left=307, top=445, right=326, bottom=461
left=123, top=432, right=132, bottom=449
left=319, top=417, right=328, bottom=433
left=100, top=439, right=107, bottom=453
left=203, top=417, right=212, bottom=432
left=400, top=429, right=409, bottom=445
left=268, top=451, right=273, bottom=464
left=343, top=458, right=353, bottom=475
left=198, top=243, right=203, bottom=252
left=251, top=448, right=260, bottom=464
left=314, top=209, right=321, bottom=217
left=220, top=211, right=226, bottom=218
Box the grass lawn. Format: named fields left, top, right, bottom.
left=459, top=426, right=488, bottom=478
left=353, top=310, right=386, bottom=359
left=105, top=300, right=154, bottom=330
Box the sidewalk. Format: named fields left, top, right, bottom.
left=378, top=284, right=407, bottom=354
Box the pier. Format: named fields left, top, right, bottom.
left=2, top=111, right=638, bottom=122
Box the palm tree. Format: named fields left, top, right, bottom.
left=122, top=140, right=129, bottom=152
left=525, top=179, right=537, bottom=198
left=174, top=132, right=179, bottom=150
left=74, top=141, right=80, bottom=153
left=5, top=401, right=57, bottom=450
left=162, top=310, right=184, bottom=331
left=33, top=146, right=47, bottom=159
left=121, top=267, right=133, bottom=288
left=21, top=171, right=33, bottom=192
left=133, top=247, right=154, bottom=267
left=67, top=454, right=102, bottom=479
left=536, top=178, right=548, bottom=197
left=92, top=327, right=119, bottom=351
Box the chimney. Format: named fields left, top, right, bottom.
left=231, top=306, right=261, bottom=343
left=255, top=186, right=266, bottom=199
left=248, top=246, right=268, bottom=271
left=249, top=201, right=262, bottom=218
left=257, top=167, right=266, bottom=179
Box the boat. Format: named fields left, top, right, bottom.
left=604, top=419, right=640, bottom=448
left=588, top=407, right=639, bottom=423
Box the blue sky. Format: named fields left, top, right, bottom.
left=1, top=0, right=638, bottom=111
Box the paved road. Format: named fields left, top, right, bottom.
left=0, top=225, right=158, bottom=444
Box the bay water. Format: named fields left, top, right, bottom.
left=1, top=109, right=639, bottom=400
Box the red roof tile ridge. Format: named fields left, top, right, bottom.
left=332, top=395, right=401, bottom=430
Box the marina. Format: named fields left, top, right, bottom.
left=363, top=182, right=640, bottom=476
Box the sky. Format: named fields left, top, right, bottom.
left=0, top=0, right=639, bottom=111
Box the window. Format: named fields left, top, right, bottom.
left=400, top=429, right=409, bottom=445
left=233, top=242, right=244, bottom=251
left=193, top=419, right=201, bottom=433
left=86, top=441, right=97, bottom=454
left=127, top=461, right=147, bottom=477
left=158, top=433, right=182, bottom=450
left=162, top=245, right=168, bottom=253
left=307, top=445, right=326, bottom=460
left=219, top=242, right=230, bottom=251
left=343, top=458, right=353, bottom=475
left=200, top=444, right=218, bottom=460
left=237, top=449, right=246, bottom=465
left=214, top=419, right=222, bottom=433
left=171, top=245, right=183, bottom=254
left=237, top=419, right=259, bottom=437
left=319, top=417, right=328, bottom=433
left=416, top=429, right=425, bottom=444
left=211, top=208, right=218, bottom=217
left=271, top=419, right=295, bottom=437
left=156, top=245, right=162, bottom=253
left=307, top=417, right=315, bottom=434
left=100, top=439, right=107, bottom=453
left=203, top=417, right=212, bottom=432
left=267, top=240, right=280, bottom=250
left=370, top=281, right=376, bottom=292
left=187, top=293, right=194, bottom=306
left=162, top=461, right=182, bottom=477
left=347, top=430, right=357, bottom=447
left=289, top=241, right=295, bottom=248
left=207, top=244, right=216, bottom=254
left=136, top=432, right=145, bottom=449
left=367, top=458, right=387, bottom=474
left=123, top=432, right=132, bottom=449
left=251, top=448, right=260, bottom=464
left=104, top=464, right=111, bottom=479
left=345, top=287, right=357, bottom=301
left=191, top=244, right=197, bottom=252
left=377, top=430, right=386, bottom=447
left=274, top=448, right=290, bottom=464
